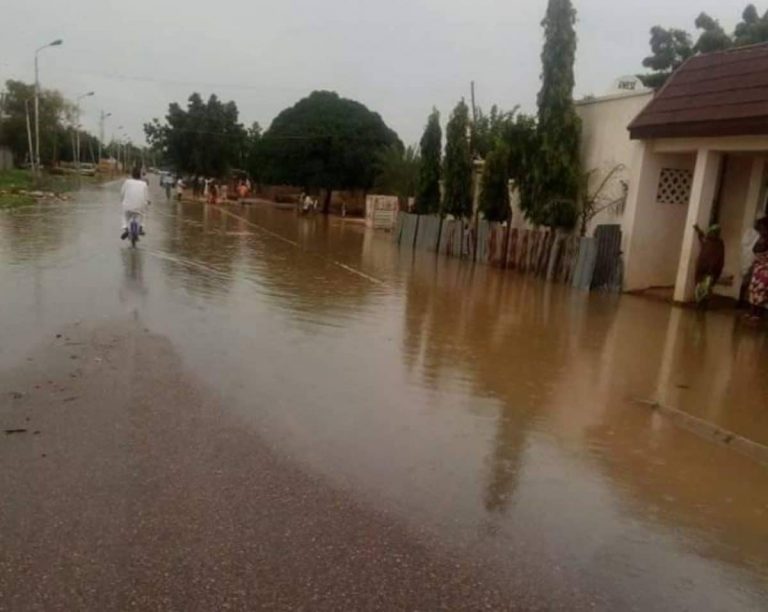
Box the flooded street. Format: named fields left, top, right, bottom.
left=2, top=181, right=768, bottom=610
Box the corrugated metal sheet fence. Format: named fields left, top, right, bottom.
left=393, top=214, right=621, bottom=291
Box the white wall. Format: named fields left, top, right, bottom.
left=576, top=91, right=653, bottom=236
left=714, top=156, right=751, bottom=298
left=624, top=148, right=697, bottom=290
left=507, top=91, right=653, bottom=233
left=579, top=96, right=768, bottom=298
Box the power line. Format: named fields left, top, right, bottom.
left=56, top=67, right=297, bottom=92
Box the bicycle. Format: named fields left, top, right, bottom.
left=126, top=212, right=142, bottom=248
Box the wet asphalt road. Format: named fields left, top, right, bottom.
left=1, top=180, right=767, bottom=610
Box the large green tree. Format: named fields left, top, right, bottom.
left=415, top=108, right=441, bottom=214
left=530, top=0, right=581, bottom=228
left=442, top=99, right=473, bottom=219
left=475, top=106, right=519, bottom=223
left=373, top=143, right=420, bottom=202
left=144, top=93, right=246, bottom=177
left=0, top=80, right=75, bottom=166
left=479, top=141, right=511, bottom=222
left=244, top=121, right=262, bottom=185
left=638, top=27, right=694, bottom=89
left=640, top=5, right=768, bottom=88
left=257, top=91, right=400, bottom=213
left=471, top=105, right=518, bottom=160
left=693, top=13, right=732, bottom=53
left=734, top=4, right=768, bottom=45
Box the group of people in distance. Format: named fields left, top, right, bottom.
left=159, top=174, right=253, bottom=206
left=694, top=216, right=768, bottom=320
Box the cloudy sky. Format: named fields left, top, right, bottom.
left=0, top=0, right=756, bottom=146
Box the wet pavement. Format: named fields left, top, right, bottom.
left=1, top=180, right=767, bottom=610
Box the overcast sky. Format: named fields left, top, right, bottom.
left=0, top=0, right=757, bottom=146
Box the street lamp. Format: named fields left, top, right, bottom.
left=74, top=91, right=94, bottom=175
left=116, top=126, right=126, bottom=172
left=98, top=110, right=111, bottom=163
left=34, top=38, right=63, bottom=174
left=24, top=98, right=34, bottom=170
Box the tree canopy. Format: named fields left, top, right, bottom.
left=373, top=143, right=420, bottom=202
left=415, top=109, right=442, bottom=215
left=639, top=28, right=694, bottom=89
left=693, top=13, right=732, bottom=54
left=471, top=105, right=518, bottom=160
left=479, top=141, right=511, bottom=223
left=735, top=4, right=768, bottom=44
left=474, top=105, right=520, bottom=223
left=640, top=5, right=768, bottom=88
left=0, top=79, right=85, bottom=166
left=442, top=100, right=473, bottom=219
left=144, top=93, right=246, bottom=177
left=529, top=0, right=581, bottom=228
left=244, top=121, right=263, bottom=184
left=256, top=91, right=400, bottom=205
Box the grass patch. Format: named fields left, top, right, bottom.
left=0, top=169, right=34, bottom=191
left=0, top=193, right=36, bottom=209
left=0, top=168, right=100, bottom=197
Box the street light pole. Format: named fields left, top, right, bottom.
left=74, top=91, right=94, bottom=176
left=25, top=99, right=34, bottom=170
left=98, top=110, right=111, bottom=164
left=117, top=126, right=126, bottom=174
left=115, top=125, right=123, bottom=173
left=33, top=38, right=63, bottom=175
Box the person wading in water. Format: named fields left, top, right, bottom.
left=746, top=217, right=768, bottom=321
left=693, top=224, right=725, bottom=307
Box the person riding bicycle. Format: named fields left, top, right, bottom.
left=120, top=167, right=150, bottom=240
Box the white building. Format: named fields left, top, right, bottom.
left=577, top=43, right=768, bottom=302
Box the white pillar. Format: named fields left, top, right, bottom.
left=673, top=149, right=722, bottom=302
left=622, top=141, right=659, bottom=291
left=742, top=157, right=765, bottom=237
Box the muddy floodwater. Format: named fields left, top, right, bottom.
left=1, top=181, right=768, bottom=609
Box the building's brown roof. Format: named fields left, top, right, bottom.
left=628, top=43, right=768, bottom=140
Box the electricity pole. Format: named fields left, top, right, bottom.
left=25, top=99, right=34, bottom=170
left=34, top=39, right=63, bottom=175
left=98, top=110, right=111, bottom=164
left=74, top=91, right=94, bottom=176
left=470, top=81, right=477, bottom=125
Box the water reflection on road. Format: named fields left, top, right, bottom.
left=1, top=183, right=767, bottom=608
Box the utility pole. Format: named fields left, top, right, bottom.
left=25, top=99, right=34, bottom=170
left=0, top=92, right=9, bottom=170
left=34, top=39, right=63, bottom=175
left=0, top=92, right=5, bottom=162
left=98, top=110, right=111, bottom=164
left=74, top=91, right=94, bottom=177
left=34, top=54, right=40, bottom=174
left=470, top=81, right=480, bottom=261
left=470, top=81, right=477, bottom=125
left=116, top=126, right=124, bottom=173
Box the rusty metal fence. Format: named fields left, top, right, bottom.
left=393, top=214, right=621, bottom=292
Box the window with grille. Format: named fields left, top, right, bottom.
left=656, top=168, right=693, bottom=205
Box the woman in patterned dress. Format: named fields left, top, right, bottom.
left=747, top=217, right=768, bottom=320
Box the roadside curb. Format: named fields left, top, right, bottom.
left=633, top=398, right=768, bottom=467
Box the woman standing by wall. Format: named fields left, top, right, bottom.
left=747, top=217, right=768, bottom=321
